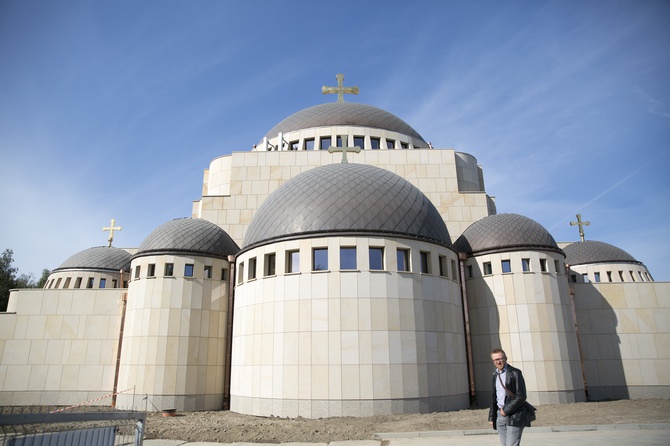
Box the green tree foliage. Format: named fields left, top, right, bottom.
left=0, top=249, right=50, bottom=311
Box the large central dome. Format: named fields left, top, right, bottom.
left=243, top=163, right=450, bottom=249
left=263, top=102, right=427, bottom=143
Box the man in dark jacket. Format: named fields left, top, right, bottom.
left=488, top=348, right=531, bottom=446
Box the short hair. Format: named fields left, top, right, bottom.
left=491, top=348, right=506, bottom=357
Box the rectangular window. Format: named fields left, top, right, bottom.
left=630, top=271, right=636, bottom=282
left=385, top=139, right=395, bottom=149
left=467, top=265, right=473, bottom=278
left=397, top=248, right=410, bottom=272
left=112, top=279, right=117, bottom=288
left=63, top=278, right=71, bottom=289
left=369, top=247, right=384, bottom=270
left=606, top=271, right=612, bottom=282
left=287, top=250, right=300, bottom=273
left=571, top=274, right=577, bottom=283
left=354, top=136, right=364, bottom=149
left=204, top=265, right=212, bottom=279
left=555, top=260, right=561, bottom=274
left=184, top=264, right=194, bottom=277
left=594, top=272, right=601, bottom=283
left=55, top=278, right=62, bottom=289
left=483, top=261, right=492, bottom=276
left=264, top=253, right=276, bottom=276
left=522, top=258, right=531, bottom=272
left=99, top=278, right=106, bottom=289
left=305, top=138, right=315, bottom=150
left=320, top=137, right=332, bottom=151
left=638, top=271, right=644, bottom=282
left=221, top=268, right=229, bottom=281
left=619, top=271, right=624, bottom=281
left=134, top=265, right=140, bottom=279
left=439, top=255, right=448, bottom=277
left=340, top=247, right=357, bottom=270
left=451, top=260, right=458, bottom=280
left=337, top=135, right=346, bottom=147
left=248, top=257, right=257, bottom=280
left=74, top=277, right=82, bottom=289
left=420, top=251, right=430, bottom=274
left=290, top=141, right=299, bottom=151
left=238, top=262, right=244, bottom=284
left=148, top=263, right=156, bottom=277
left=164, top=263, right=174, bottom=277
left=540, top=259, right=547, bottom=272
left=370, top=137, right=380, bottom=149
left=401, top=142, right=408, bottom=149
left=86, top=277, right=94, bottom=289
left=501, top=260, right=511, bottom=273
left=313, top=248, right=328, bottom=271
left=582, top=273, right=589, bottom=283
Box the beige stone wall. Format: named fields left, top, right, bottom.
left=0, top=289, right=123, bottom=406
left=463, top=250, right=586, bottom=405
left=573, top=281, right=670, bottom=400
left=115, top=254, right=231, bottom=411
left=193, top=149, right=494, bottom=247
left=230, top=235, right=468, bottom=417
left=568, top=262, right=654, bottom=284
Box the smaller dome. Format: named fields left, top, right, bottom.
left=454, top=213, right=561, bottom=255
left=135, top=218, right=239, bottom=259
left=54, top=246, right=132, bottom=272
left=563, top=240, right=641, bottom=266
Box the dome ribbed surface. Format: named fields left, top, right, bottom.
left=55, top=246, right=132, bottom=272
left=136, top=218, right=239, bottom=258
left=453, top=213, right=561, bottom=255
left=563, top=240, right=641, bottom=266
left=263, top=102, right=427, bottom=143
left=243, top=163, right=451, bottom=248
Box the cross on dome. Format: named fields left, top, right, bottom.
left=322, top=73, right=359, bottom=102
left=570, top=214, right=590, bottom=242
left=103, top=218, right=122, bottom=247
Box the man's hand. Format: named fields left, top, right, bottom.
left=500, top=409, right=506, bottom=416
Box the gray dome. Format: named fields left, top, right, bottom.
left=454, top=213, right=561, bottom=255
left=135, top=218, right=239, bottom=259
left=54, top=246, right=131, bottom=272
left=563, top=240, right=641, bottom=266
left=243, top=163, right=451, bottom=248
left=263, top=102, right=427, bottom=144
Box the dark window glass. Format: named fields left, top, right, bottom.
left=370, top=138, right=380, bottom=150
left=305, top=139, right=315, bottom=150
left=184, top=264, right=194, bottom=277
left=112, top=279, right=117, bottom=288
left=74, top=277, right=82, bottom=289
left=606, top=271, right=612, bottom=282
left=313, top=248, right=328, bottom=271
left=501, top=260, right=511, bottom=273
left=87, top=277, right=94, bottom=289
left=483, top=262, right=492, bottom=275
left=134, top=265, right=140, bottom=279
left=594, top=272, right=601, bottom=283
left=238, top=262, right=244, bottom=284
left=204, top=265, right=212, bottom=279
left=99, top=278, right=106, bottom=289
left=420, top=251, right=429, bottom=273
left=467, top=265, right=473, bottom=278
left=287, top=250, right=300, bottom=273
left=64, top=278, right=71, bottom=289
left=165, top=263, right=174, bottom=277
left=401, top=142, right=408, bottom=149
left=522, top=259, right=530, bottom=272
left=369, top=248, right=384, bottom=270
left=354, top=136, right=364, bottom=149
left=320, top=137, right=331, bottom=150
left=340, top=247, right=356, bottom=270
left=540, top=259, right=547, bottom=272
left=337, top=136, right=346, bottom=147
left=397, top=249, right=410, bottom=272
left=386, top=139, right=395, bottom=149
left=248, top=257, right=257, bottom=280
left=148, top=264, right=155, bottom=277
left=290, top=141, right=299, bottom=151
left=221, top=268, right=229, bottom=281
left=265, top=253, right=276, bottom=276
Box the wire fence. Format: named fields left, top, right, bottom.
left=0, top=405, right=146, bottom=446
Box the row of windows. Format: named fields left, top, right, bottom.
left=466, top=258, right=562, bottom=279
left=45, top=276, right=125, bottom=290
left=574, top=269, right=653, bottom=283
left=238, top=246, right=459, bottom=284
left=132, top=263, right=229, bottom=281
left=282, top=135, right=412, bottom=152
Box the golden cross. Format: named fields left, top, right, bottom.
left=322, top=73, right=359, bottom=102
left=328, top=138, right=361, bottom=164
left=102, top=218, right=122, bottom=247
left=570, top=214, right=590, bottom=242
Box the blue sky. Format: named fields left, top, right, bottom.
left=1, top=0, right=668, bottom=281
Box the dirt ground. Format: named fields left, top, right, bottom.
left=144, top=399, right=670, bottom=443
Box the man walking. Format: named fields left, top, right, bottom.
left=488, top=348, right=531, bottom=446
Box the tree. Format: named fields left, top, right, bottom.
left=0, top=249, right=18, bottom=311
left=37, top=268, right=50, bottom=288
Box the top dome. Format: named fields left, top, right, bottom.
left=263, top=102, right=427, bottom=143
left=135, top=218, right=239, bottom=259
left=243, top=163, right=451, bottom=249
left=54, top=246, right=132, bottom=272
left=563, top=240, right=641, bottom=266
left=453, top=213, right=561, bottom=255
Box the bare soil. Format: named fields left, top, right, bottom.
left=144, top=399, right=670, bottom=443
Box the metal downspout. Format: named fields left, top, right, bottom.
left=112, top=288, right=128, bottom=407
left=458, top=253, right=477, bottom=406
left=567, top=263, right=589, bottom=400
left=223, top=255, right=236, bottom=410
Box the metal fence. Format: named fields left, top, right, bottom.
left=0, top=406, right=146, bottom=446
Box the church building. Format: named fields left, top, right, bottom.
left=1, top=75, right=668, bottom=418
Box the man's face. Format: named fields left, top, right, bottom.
left=491, top=352, right=507, bottom=371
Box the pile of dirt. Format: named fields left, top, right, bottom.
left=144, top=399, right=670, bottom=443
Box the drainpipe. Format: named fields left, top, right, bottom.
left=458, top=253, right=477, bottom=406
left=566, top=263, right=589, bottom=400
left=222, top=255, right=236, bottom=410
left=112, top=287, right=128, bottom=407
